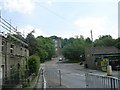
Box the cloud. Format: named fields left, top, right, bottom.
left=1, top=0, right=35, bottom=14
left=33, top=0, right=119, bottom=3
left=46, top=0, right=53, bottom=6
left=74, top=17, right=106, bottom=30
left=56, top=32, right=74, bottom=39
left=74, top=17, right=108, bottom=39
left=19, top=25, right=46, bottom=37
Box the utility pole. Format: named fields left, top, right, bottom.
left=90, top=30, right=94, bottom=47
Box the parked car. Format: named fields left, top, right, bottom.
left=59, top=57, right=63, bottom=61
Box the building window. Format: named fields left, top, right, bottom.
left=20, top=47, right=22, bottom=50
left=10, top=44, right=14, bottom=54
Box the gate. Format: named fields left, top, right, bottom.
left=85, top=73, right=120, bottom=89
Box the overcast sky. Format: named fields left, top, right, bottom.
left=0, top=0, right=119, bottom=40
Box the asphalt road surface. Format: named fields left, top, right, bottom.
left=40, top=56, right=119, bottom=88
left=41, top=56, right=87, bottom=88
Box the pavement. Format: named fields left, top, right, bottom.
left=36, top=73, right=43, bottom=89
left=36, top=68, right=44, bottom=89
left=84, top=66, right=119, bottom=78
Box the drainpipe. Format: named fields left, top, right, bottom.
left=5, top=39, right=7, bottom=81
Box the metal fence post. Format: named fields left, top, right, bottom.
left=59, top=70, right=61, bottom=86
left=110, top=78, right=113, bottom=90
left=86, top=73, right=119, bottom=89
left=113, top=79, right=116, bottom=90
left=117, top=79, right=119, bottom=89
left=85, top=73, right=88, bottom=88
left=41, top=69, right=44, bottom=89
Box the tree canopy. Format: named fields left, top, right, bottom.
left=62, top=37, right=91, bottom=62
left=62, top=35, right=119, bottom=63
left=25, top=33, right=55, bottom=63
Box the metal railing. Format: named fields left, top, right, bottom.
left=85, top=73, right=120, bottom=89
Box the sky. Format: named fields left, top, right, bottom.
left=0, top=0, right=119, bottom=40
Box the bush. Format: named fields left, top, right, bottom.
left=22, top=81, right=30, bottom=88
left=62, top=43, right=85, bottom=62
left=28, top=55, right=40, bottom=75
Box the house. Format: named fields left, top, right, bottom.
left=52, top=36, right=62, bottom=57
left=0, top=15, right=30, bottom=89
left=0, top=34, right=29, bottom=88
left=85, top=46, right=120, bottom=71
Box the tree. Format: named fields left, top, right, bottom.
left=85, top=37, right=92, bottom=44
left=115, top=38, right=120, bottom=49
left=62, top=37, right=86, bottom=62
left=25, top=33, right=38, bottom=56
left=94, top=35, right=115, bottom=47
left=61, top=38, right=69, bottom=48
left=36, top=36, right=55, bottom=62
left=28, top=55, right=40, bottom=75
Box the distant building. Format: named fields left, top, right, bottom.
left=0, top=35, right=29, bottom=88
left=85, top=47, right=120, bottom=71
left=52, top=37, right=62, bottom=57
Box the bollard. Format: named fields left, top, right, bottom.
left=58, top=70, right=61, bottom=86
left=107, top=65, right=112, bottom=76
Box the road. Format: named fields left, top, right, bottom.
left=40, top=56, right=119, bottom=88
left=41, top=56, right=87, bottom=88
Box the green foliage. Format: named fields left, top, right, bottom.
left=28, top=55, right=40, bottom=75
left=85, top=37, right=92, bottom=44
left=94, top=35, right=115, bottom=47
left=62, top=35, right=120, bottom=63
left=22, top=81, right=30, bottom=88
left=25, top=32, right=55, bottom=63
left=36, top=36, right=55, bottom=62
left=62, top=37, right=87, bottom=62
left=26, top=33, right=38, bottom=56
left=115, top=38, right=120, bottom=49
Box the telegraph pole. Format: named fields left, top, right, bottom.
left=90, top=30, right=94, bottom=47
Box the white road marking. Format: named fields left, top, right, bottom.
left=69, top=73, right=85, bottom=77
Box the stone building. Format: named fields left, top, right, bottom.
left=0, top=34, right=29, bottom=88
left=0, top=15, right=29, bottom=89
left=85, top=46, right=120, bottom=71
left=52, top=37, right=62, bottom=57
